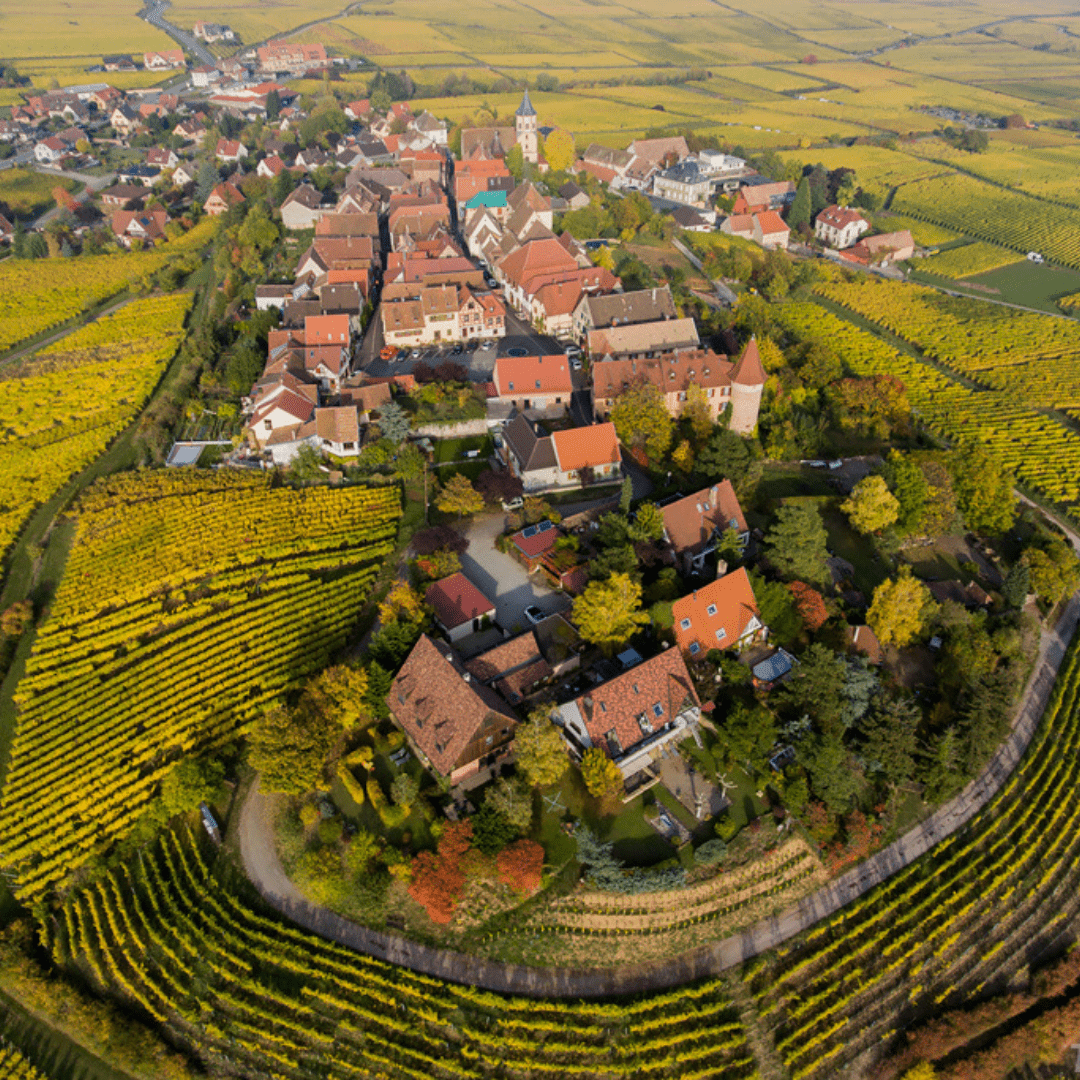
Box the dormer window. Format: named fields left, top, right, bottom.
left=680, top=618, right=691, bottom=630
left=715, top=627, right=727, bottom=641
left=652, top=703, right=664, bottom=718
left=689, top=641, right=701, bottom=655
left=706, top=604, right=717, bottom=617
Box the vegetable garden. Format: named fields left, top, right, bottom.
left=48, top=825, right=757, bottom=1080
left=0, top=292, right=192, bottom=560
left=0, top=472, right=401, bottom=901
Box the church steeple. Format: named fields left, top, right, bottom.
left=515, top=88, right=538, bottom=164
left=516, top=88, right=536, bottom=118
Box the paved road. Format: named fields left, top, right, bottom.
left=139, top=0, right=215, bottom=66
left=238, top=592, right=1079, bottom=997
left=31, top=169, right=115, bottom=230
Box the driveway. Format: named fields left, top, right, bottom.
left=460, top=512, right=571, bottom=633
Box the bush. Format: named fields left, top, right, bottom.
left=318, top=818, right=343, bottom=845
left=693, top=838, right=727, bottom=865
left=299, top=803, right=320, bottom=828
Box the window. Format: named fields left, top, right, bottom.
left=689, top=641, right=701, bottom=655
left=535, top=380, right=541, bottom=389
left=652, top=703, right=664, bottom=718
left=680, top=617, right=691, bottom=630
left=706, top=604, right=717, bottom=617
left=263, top=420, right=272, bottom=431
left=715, top=627, right=727, bottom=641
left=508, top=381, right=514, bottom=391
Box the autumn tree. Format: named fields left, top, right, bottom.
left=390, top=772, right=419, bottom=808
left=867, top=568, right=936, bottom=648
left=485, top=776, right=533, bottom=831
left=572, top=572, right=650, bottom=652
left=542, top=128, right=575, bottom=172
left=378, top=582, right=426, bottom=626
left=515, top=713, right=569, bottom=787
left=683, top=383, right=714, bottom=443
left=580, top=747, right=624, bottom=804
left=1024, top=539, right=1080, bottom=606
left=313, top=665, right=372, bottom=730
left=765, top=502, right=829, bottom=584
left=436, top=474, right=484, bottom=519
left=0, top=600, right=32, bottom=638
left=627, top=501, right=665, bottom=543
left=950, top=445, right=1016, bottom=535
left=671, top=438, right=694, bottom=475
left=842, top=475, right=900, bottom=535
left=408, top=820, right=473, bottom=924
left=496, top=839, right=544, bottom=894
left=787, top=581, right=828, bottom=631
left=610, top=382, right=673, bottom=461
left=249, top=698, right=337, bottom=795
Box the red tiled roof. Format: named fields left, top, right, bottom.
left=425, top=572, right=495, bottom=630
left=575, top=647, right=700, bottom=757
left=671, top=568, right=761, bottom=655
left=551, top=423, right=620, bottom=473
left=817, top=205, right=867, bottom=230
left=731, top=337, right=765, bottom=386
left=511, top=522, right=559, bottom=559
left=497, top=238, right=577, bottom=288
left=754, top=210, right=789, bottom=236
left=661, top=482, right=746, bottom=556
left=494, top=354, right=572, bottom=398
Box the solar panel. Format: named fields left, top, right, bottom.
left=522, top=525, right=538, bottom=538
left=537, top=520, right=553, bottom=533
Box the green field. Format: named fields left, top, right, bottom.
left=913, top=258, right=1080, bottom=315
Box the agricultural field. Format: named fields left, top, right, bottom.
left=0, top=472, right=401, bottom=900
left=917, top=240, right=1023, bottom=279
left=0, top=292, right=192, bottom=560
left=0, top=0, right=173, bottom=59
left=776, top=299, right=1080, bottom=506
left=0, top=1045, right=46, bottom=1080
left=870, top=212, right=960, bottom=248
left=0, top=169, right=79, bottom=220
left=743, top=632, right=1080, bottom=1079
left=50, top=824, right=759, bottom=1080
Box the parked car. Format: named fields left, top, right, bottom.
left=523, top=604, right=546, bottom=625
left=501, top=496, right=523, bottom=511
left=411, top=348, right=421, bottom=358
left=570, top=357, right=582, bottom=371
left=481, top=340, right=494, bottom=350
left=379, top=345, right=397, bottom=361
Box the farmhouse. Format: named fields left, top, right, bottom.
left=815, top=205, right=869, bottom=249
left=425, top=573, right=497, bottom=642
left=388, top=634, right=518, bottom=785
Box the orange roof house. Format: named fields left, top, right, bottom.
left=204, top=181, right=244, bottom=216
left=492, top=354, right=572, bottom=401
left=553, top=647, right=702, bottom=778
left=551, top=423, right=621, bottom=475
left=500, top=416, right=622, bottom=493
left=389, top=634, right=518, bottom=784
left=425, top=572, right=497, bottom=641
left=671, top=568, right=765, bottom=658
left=660, top=482, right=748, bottom=575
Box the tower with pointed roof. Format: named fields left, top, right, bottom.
left=728, top=336, right=765, bottom=436
left=516, top=88, right=538, bottom=165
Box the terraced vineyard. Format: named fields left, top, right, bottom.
left=774, top=301, right=1080, bottom=505
left=0, top=472, right=400, bottom=901
left=0, top=292, right=192, bottom=558
left=742, top=633, right=1080, bottom=1079
left=0, top=1044, right=47, bottom=1080
left=50, top=826, right=758, bottom=1080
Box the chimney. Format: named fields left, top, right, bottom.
left=463, top=672, right=471, bottom=682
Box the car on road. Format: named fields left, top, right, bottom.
left=523, top=605, right=547, bottom=626
left=379, top=345, right=397, bottom=361
left=570, top=357, right=582, bottom=371
left=481, top=340, right=494, bottom=350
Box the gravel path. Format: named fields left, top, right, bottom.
left=238, top=596, right=1079, bottom=997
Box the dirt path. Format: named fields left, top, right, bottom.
left=238, top=597, right=1079, bottom=997
left=0, top=297, right=131, bottom=371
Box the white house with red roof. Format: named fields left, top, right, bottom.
left=815, top=205, right=869, bottom=249
left=553, top=646, right=702, bottom=779
left=215, top=138, right=248, bottom=163
left=425, top=572, right=497, bottom=642
left=144, top=49, right=185, bottom=69
left=671, top=569, right=766, bottom=659
left=660, top=481, right=748, bottom=575
left=500, top=416, right=622, bottom=492
left=491, top=354, right=573, bottom=419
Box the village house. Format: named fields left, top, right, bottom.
left=496, top=237, right=579, bottom=313
left=671, top=206, right=713, bottom=232
left=500, top=416, right=622, bottom=492
left=733, top=180, right=796, bottom=214
left=144, top=49, right=185, bottom=70
left=99, top=183, right=149, bottom=210
left=653, top=157, right=713, bottom=207
left=280, top=184, right=328, bottom=230
left=815, top=205, right=869, bottom=249
left=587, top=317, right=700, bottom=361
left=247, top=385, right=316, bottom=448
left=426, top=573, right=498, bottom=643
left=553, top=646, right=702, bottom=780
left=388, top=634, right=519, bottom=785
left=660, top=482, right=748, bottom=575
left=573, top=285, right=676, bottom=341
left=172, top=162, right=196, bottom=187
left=454, top=158, right=513, bottom=205
left=753, top=210, right=790, bottom=251
left=312, top=405, right=361, bottom=457
left=559, top=181, right=590, bottom=211
left=34, top=135, right=70, bottom=164
left=672, top=568, right=766, bottom=659
left=146, top=147, right=179, bottom=170
left=110, top=208, right=169, bottom=247
left=215, top=138, right=248, bottom=163
left=465, top=632, right=554, bottom=707
left=256, top=41, right=327, bottom=74
left=846, top=229, right=915, bottom=265
left=203, top=181, right=244, bottom=216
left=491, top=354, right=573, bottom=419
left=193, top=21, right=236, bottom=42
left=256, top=154, right=286, bottom=179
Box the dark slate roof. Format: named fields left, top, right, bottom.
left=516, top=89, right=536, bottom=118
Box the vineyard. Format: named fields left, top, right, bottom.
left=815, top=277, right=1080, bottom=406
left=917, top=240, right=1022, bottom=279
left=774, top=300, right=1080, bottom=505
left=47, top=824, right=757, bottom=1080
left=892, top=172, right=1080, bottom=269
left=0, top=1044, right=46, bottom=1080
left=0, top=292, right=192, bottom=560
left=0, top=219, right=215, bottom=354
left=0, top=472, right=401, bottom=900
left=740, top=631, right=1080, bottom=1079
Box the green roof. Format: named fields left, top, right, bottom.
left=463, top=190, right=508, bottom=209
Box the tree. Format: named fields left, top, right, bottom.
left=290, top=444, right=324, bottom=481
left=378, top=582, right=426, bottom=626
left=159, top=755, right=226, bottom=818
left=780, top=643, right=847, bottom=734
left=719, top=703, right=777, bottom=764
left=842, top=475, right=900, bottom=535
left=195, top=161, right=219, bottom=201
left=496, top=839, right=544, bottom=894
left=798, top=731, right=858, bottom=812
left=867, top=568, right=936, bottom=648
left=515, top=713, right=569, bottom=787
left=860, top=695, right=920, bottom=784
left=265, top=89, right=281, bottom=120
left=504, top=143, right=524, bottom=180
left=314, top=665, right=371, bottom=730
left=1024, top=539, right=1080, bottom=606
left=580, top=747, right=623, bottom=801
left=788, top=176, right=811, bottom=230
left=390, top=772, right=419, bottom=808
left=408, top=820, right=473, bottom=924
left=377, top=400, right=410, bottom=443
left=627, top=501, right=664, bottom=543
left=787, top=581, right=828, bottom=630
left=436, top=474, right=484, bottom=519
left=886, top=450, right=929, bottom=534
left=683, top=383, right=713, bottom=444
left=471, top=802, right=517, bottom=855
left=671, top=438, right=694, bottom=475
left=543, top=128, right=575, bottom=172
left=765, top=502, right=829, bottom=584
left=696, top=428, right=762, bottom=500
left=249, top=701, right=336, bottom=795
left=572, top=572, right=650, bottom=652
left=476, top=468, right=523, bottom=504
left=412, top=524, right=468, bottom=556
left=485, top=776, right=533, bottom=831
left=949, top=445, right=1016, bottom=535
left=751, top=571, right=804, bottom=645
left=619, top=476, right=633, bottom=515
left=1001, top=559, right=1030, bottom=609
left=0, top=600, right=33, bottom=638
left=610, top=382, right=673, bottom=461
